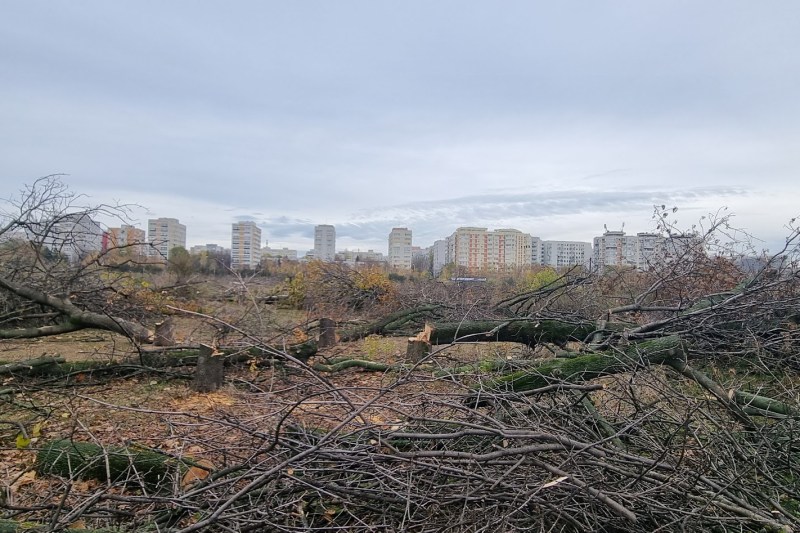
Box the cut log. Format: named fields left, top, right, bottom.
left=318, top=317, right=337, bottom=348
left=339, top=304, right=443, bottom=341
left=36, top=439, right=184, bottom=488
left=0, top=355, right=65, bottom=376
left=192, top=344, right=224, bottom=392
left=427, top=319, right=597, bottom=346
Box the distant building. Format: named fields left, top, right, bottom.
left=388, top=227, right=413, bottom=269
left=263, top=246, right=298, bottom=260
left=432, top=239, right=448, bottom=276
left=446, top=227, right=533, bottom=272
left=148, top=218, right=186, bottom=260
left=37, top=212, right=104, bottom=262
left=190, top=243, right=229, bottom=255
left=337, top=249, right=385, bottom=264
left=231, top=221, right=262, bottom=269
left=314, top=224, right=336, bottom=262
left=593, top=229, right=699, bottom=270
left=102, top=225, right=147, bottom=258
left=540, top=240, right=593, bottom=268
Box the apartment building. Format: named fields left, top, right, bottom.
left=263, top=246, right=298, bottom=260
left=102, top=225, right=147, bottom=257
left=592, top=229, right=697, bottom=270
left=446, top=227, right=533, bottom=272
left=231, top=221, right=262, bottom=269
left=34, top=213, right=104, bottom=262
left=388, top=227, right=413, bottom=269
left=148, top=218, right=186, bottom=260
left=432, top=239, right=448, bottom=276
left=541, top=240, right=593, bottom=268
left=314, top=224, right=336, bottom=262
left=190, top=243, right=229, bottom=255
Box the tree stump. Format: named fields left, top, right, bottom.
left=192, top=344, right=224, bottom=392
left=154, top=318, right=175, bottom=347
left=406, top=324, right=433, bottom=362
left=318, top=317, right=337, bottom=348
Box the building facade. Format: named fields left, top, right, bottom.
left=388, top=227, right=413, bottom=270
left=592, top=229, right=697, bottom=270
left=541, top=240, right=593, bottom=268
left=102, top=225, right=147, bottom=257
left=314, top=224, right=336, bottom=262
left=446, top=227, right=534, bottom=272
left=148, top=218, right=186, bottom=260
left=231, top=221, right=262, bottom=269
left=36, top=213, right=104, bottom=262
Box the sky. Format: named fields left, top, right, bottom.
left=1, top=1, right=799, bottom=255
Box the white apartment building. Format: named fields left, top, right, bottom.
left=388, top=227, right=413, bottom=270
left=148, top=218, right=186, bottom=260
left=432, top=239, right=448, bottom=276
left=314, top=224, right=336, bottom=262
left=231, top=222, right=262, bottom=269
left=541, top=240, right=593, bottom=268
left=190, top=243, right=229, bottom=255
left=34, top=213, right=104, bottom=262
left=593, top=229, right=696, bottom=270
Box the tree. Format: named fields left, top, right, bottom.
left=0, top=176, right=154, bottom=342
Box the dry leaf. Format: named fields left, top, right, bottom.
left=181, top=459, right=214, bottom=489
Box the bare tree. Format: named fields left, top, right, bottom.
left=0, top=176, right=153, bottom=342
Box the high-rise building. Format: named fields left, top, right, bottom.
left=33, top=213, right=104, bottom=262
left=432, top=239, right=448, bottom=276
left=231, top=221, right=262, bottom=269
left=102, top=225, right=147, bottom=257
left=446, top=227, right=533, bottom=272
left=314, top=224, right=336, bottom=262
left=388, top=227, right=413, bottom=269
left=541, top=240, right=593, bottom=268
left=592, top=229, right=697, bottom=270
left=148, top=218, right=186, bottom=260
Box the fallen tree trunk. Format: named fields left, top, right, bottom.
left=427, top=319, right=598, bottom=346
left=36, top=439, right=188, bottom=488
left=338, top=304, right=443, bottom=341
left=0, top=355, right=66, bottom=376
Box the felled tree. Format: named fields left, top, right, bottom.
left=0, top=176, right=155, bottom=343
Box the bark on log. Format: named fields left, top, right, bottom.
left=339, top=304, right=443, bottom=341
left=427, top=319, right=597, bottom=346
left=475, top=336, right=687, bottom=394
left=318, top=317, right=337, bottom=348
left=36, top=439, right=184, bottom=488
left=0, top=355, right=66, bottom=376
left=192, top=344, right=224, bottom=393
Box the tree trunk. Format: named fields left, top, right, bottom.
left=36, top=439, right=184, bottom=488
left=318, top=317, right=337, bottom=348
left=0, top=355, right=65, bottom=376
left=427, top=319, right=597, bottom=346
left=192, top=344, right=224, bottom=393
left=338, top=304, right=443, bottom=341
left=406, top=339, right=431, bottom=361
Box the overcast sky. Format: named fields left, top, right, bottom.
left=2, top=2, right=799, bottom=254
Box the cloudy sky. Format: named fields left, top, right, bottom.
left=1, top=2, right=798, bottom=254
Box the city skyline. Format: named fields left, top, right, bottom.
left=2, top=3, right=799, bottom=255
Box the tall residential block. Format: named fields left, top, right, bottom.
left=314, top=224, right=336, bottom=262
left=388, top=227, right=413, bottom=269
left=541, top=240, right=593, bottom=268
left=446, top=227, right=533, bottom=272
left=33, top=213, right=104, bottom=262
left=592, top=229, right=697, bottom=270
left=231, top=221, right=262, bottom=269
left=148, top=218, right=186, bottom=260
